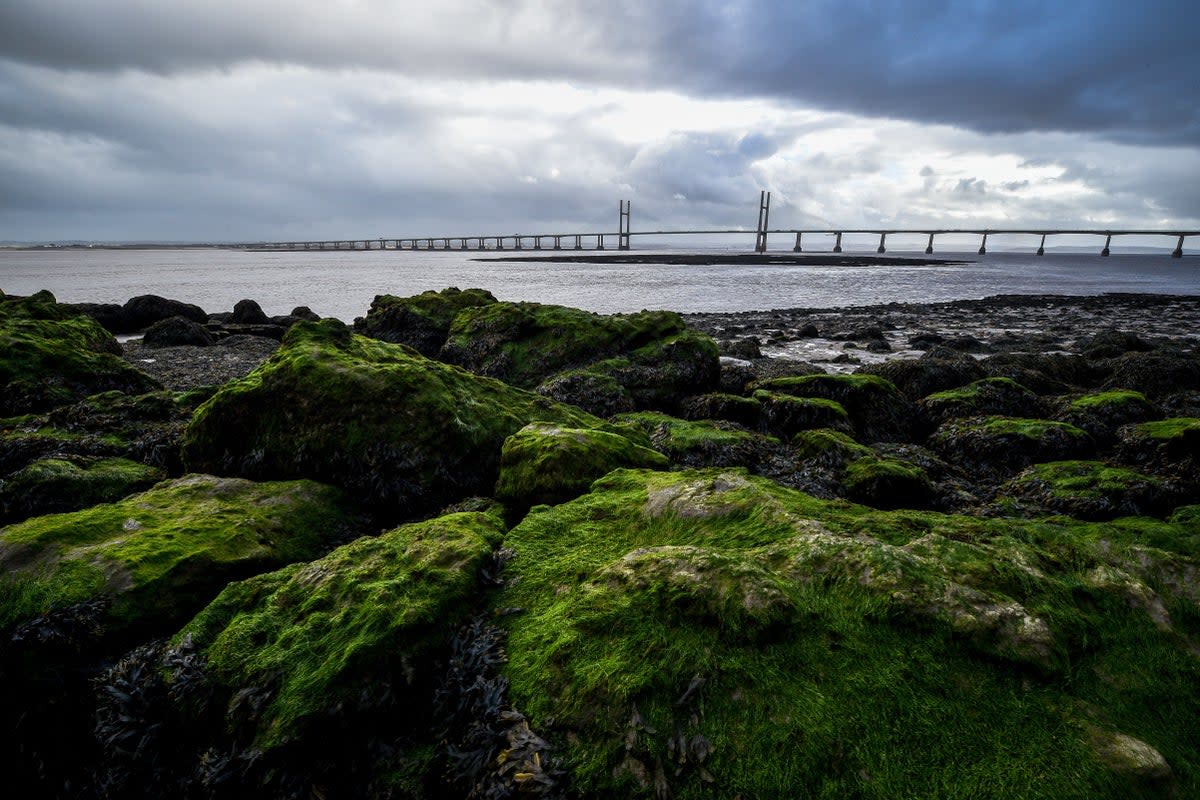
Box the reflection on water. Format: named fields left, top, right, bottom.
left=0, top=247, right=1196, bottom=321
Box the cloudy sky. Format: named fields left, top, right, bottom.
left=1, top=0, right=1198, bottom=243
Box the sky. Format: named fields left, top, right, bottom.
left=1, top=0, right=1198, bottom=243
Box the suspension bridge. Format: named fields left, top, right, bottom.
left=230, top=194, right=1195, bottom=258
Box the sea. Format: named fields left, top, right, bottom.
left=1, top=244, right=1196, bottom=322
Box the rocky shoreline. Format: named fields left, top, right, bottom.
left=2, top=285, right=1199, bottom=798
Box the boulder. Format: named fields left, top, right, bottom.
left=535, top=369, right=635, bottom=417
left=181, top=320, right=604, bottom=517
left=230, top=298, right=272, bottom=325
left=979, top=352, right=1103, bottom=395
left=753, top=390, right=852, bottom=438
left=141, top=315, right=215, bottom=347
left=355, top=287, right=497, bottom=356
left=929, top=416, right=1094, bottom=476
left=754, top=373, right=915, bottom=442
left=1102, top=352, right=1200, bottom=398
left=122, top=294, right=207, bottom=332
left=920, top=377, right=1043, bottom=425
left=0, top=456, right=164, bottom=525
left=1058, top=390, right=1162, bottom=445
left=843, top=455, right=935, bottom=509
left=1114, top=418, right=1200, bottom=477
left=1000, top=460, right=1188, bottom=520
left=69, top=302, right=126, bottom=333
left=0, top=293, right=159, bottom=415
left=1078, top=330, right=1154, bottom=360
left=680, top=392, right=763, bottom=429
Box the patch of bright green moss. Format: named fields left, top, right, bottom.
left=1133, top=418, right=1200, bottom=442
left=618, top=412, right=776, bottom=453
left=180, top=510, right=503, bottom=748
left=0, top=474, right=353, bottom=635
left=925, top=376, right=1027, bottom=402
left=1013, top=461, right=1165, bottom=501
left=0, top=293, right=159, bottom=414
left=753, top=390, right=850, bottom=437
left=843, top=455, right=933, bottom=508
left=497, top=468, right=1200, bottom=798
left=979, top=417, right=1090, bottom=440
left=790, top=428, right=871, bottom=461
left=1071, top=390, right=1153, bottom=412
left=495, top=422, right=668, bottom=510
left=753, top=372, right=914, bottom=442
left=181, top=320, right=604, bottom=516
left=0, top=456, right=164, bottom=523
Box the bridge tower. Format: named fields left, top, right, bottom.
left=755, top=191, right=771, bottom=253
left=618, top=200, right=631, bottom=250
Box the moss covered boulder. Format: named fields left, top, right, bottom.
left=355, top=287, right=497, bottom=356
left=1103, top=352, right=1200, bottom=398
left=495, top=422, right=668, bottom=511
left=617, top=411, right=789, bottom=473
left=753, top=389, right=851, bottom=437
left=1001, top=460, right=1188, bottom=520
left=181, top=320, right=602, bottom=517
left=843, top=454, right=935, bottom=509
left=859, top=349, right=986, bottom=400
left=0, top=474, right=354, bottom=638
left=929, top=416, right=1094, bottom=476
left=679, top=392, right=762, bottom=429
left=0, top=291, right=160, bottom=415
left=754, top=373, right=914, bottom=442
left=535, top=369, right=635, bottom=417
left=1061, top=390, right=1163, bottom=444
left=496, top=468, right=1200, bottom=799
left=1115, top=418, right=1200, bottom=476
left=921, top=377, right=1043, bottom=425
left=0, top=456, right=164, bottom=524
left=980, top=352, right=1102, bottom=395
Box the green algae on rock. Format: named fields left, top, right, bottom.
left=921, top=377, right=1043, bottom=424
left=496, top=468, right=1200, bottom=799
left=754, top=372, right=914, bottom=442
left=495, top=422, right=668, bottom=511
left=355, top=287, right=498, bottom=356
left=929, top=415, right=1094, bottom=476
left=0, top=473, right=353, bottom=636
left=0, top=456, right=164, bottom=525
left=1001, top=460, right=1188, bottom=520
left=179, top=510, right=503, bottom=750
left=843, top=454, right=935, bottom=510
left=181, top=320, right=603, bottom=517
left=0, top=291, right=160, bottom=415
left=752, top=390, right=851, bottom=437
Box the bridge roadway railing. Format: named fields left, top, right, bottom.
left=231, top=228, right=1196, bottom=258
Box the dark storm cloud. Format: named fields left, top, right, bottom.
left=1, top=1, right=1196, bottom=147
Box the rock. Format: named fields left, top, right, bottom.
left=122, top=295, right=207, bottom=332
left=1114, top=418, right=1200, bottom=477
left=69, top=302, right=126, bottom=333
left=1102, top=352, right=1200, bottom=398
left=0, top=456, right=164, bottom=525
left=754, top=390, right=852, bottom=438
left=797, top=323, right=820, bottom=338
left=0, top=293, right=159, bottom=415
left=355, top=287, right=497, bottom=356
left=1079, top=330, right=1154, bottom=360
left=1000, top=460, right=1187, bottom=520
left=979, top=352, right=1103, bottom=395
left=495, top=467, right=1199, bottom=798
left=180, top=320, right=604, bottom=517
left=929, top=416, right=1094, bottom=476
left=859, top=352, right=988, bottom=400
left=535, top=370, right=635, bottom=418
left=290, top=305, right=320, bottom=321
left=754, top=373, right=915, bottom=442
left=495, top=422, right=668, bottom=512
left=864, top=339, right=892, bottom=353
left=1058, top=390, right=1162, bottom=445
left=679, top=392, right=763, bottom=429
left=908, top=332, right=945, bottom=349
left=141, top=315, right=215, bottom=347
left=0, top=473, right=355, bottom=638
left=843, top=455, right=935, bottom=509
left=920, top=377, right=1043, bottom=425
left=230, top=298, right=271, bottom=325
left=215, top=322, right=287, bottom=340
left=719, top=337, right=762, bottom=360
left=1086, top=728, right=1176, bottom=798
left=617, top=411, right=792, bottom=478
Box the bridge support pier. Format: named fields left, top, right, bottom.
left=1172, top=235, right=1184, bottom=258
left=1101, top=234, right=1111, bottom=256
left=442, top=238, right=451, bottom=250
left=877, top=233, right=886, bottom=254
left=534, top=237, right=542, bottom=250
left=597, top=235, right=605, bottom=250
left=515, top=237, right=523, bottom=250
left=833, top=232, right=842, bottom=253
left=553, top=236, right=562, bottom=250
left=460, top=239, right=468, bottom=250
left=754, top=192, right=770, bottom=253
left=1037, top=234, right=1046, bottom=256
left=575, top=235, right=582, bottom=250
left=793, top=232, right=802, bottom=252
left=619, top=200, right=631, bottom=250
left=925, top=233, right=935, bottom=254
left=978, top=232, right=987, bottom=255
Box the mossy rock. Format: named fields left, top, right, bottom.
left=1001, top=460, right=1188, bottom=520
left=0, top=456, right=164, bottom=524
left=178, top=510, right=503, bottom=750
left=843, top=455, right=935, bottom=510
left=1103, top=352, right=1200, bottom=398
left=1061, top=390, right=1163, bottom=444
left=754, top=372, right=915, bottom=442
left=679, top=392, right=762, bottom=429
left=181, top=320, right=603, bottom=517
left=921, top=377, right=1043, bottom=424
left=859, top=351, right=986, bottom=400
left=0, top=474, right=355, bottom=637
left=1115, top=418, right=1200, bottom=473
left=1079, top=330, right=1155, bottom=360
left=495, top=422, right=668, bottom=511
left=0, top=292, right=160, bottom=415
left=929, top=416, right=1094, bottom=476
left=617, top=411, right=786, bottom=471
left=980, top=352, right=1103, bottom=395
left=0, top=389, right=213, bottom=478
left=496, top=468, right=1200, bottom=799
left=355, top=287, right=497, bottom=356
left=791, top=428, right=872, bottom=464
left=535, top=369, right=635, bottom=418
left=439, top=301, right=691, bottom=389
left=573, top=330, right=721, bottom=412
left=753, top=390, right=851, bottom=438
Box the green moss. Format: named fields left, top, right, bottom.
left=495, top=422, right=668, bottom=510
left=181, top=320, right=604, bottom=516
left=1015, top=461, right=1165, bottom=501
left=753, top=372, right=914, bottom=442
left=925, top=376, right=1028, bottom=402
left=1133, top=418, right=1200, bottom=442
left=753, top=390, right=850, bottom=437
left=496, top=468, right=1200, bottom=798
left=1071, top=390, right=1153, bottom=412
left=181, top=510, right=503, bottom=748
left=980, top=417, right=1090, bottom=440
left=843, top=455, right=934, bottom=509
left=791, top=428, right=871, bottom=461
left=441, top=301, right=689, bottom=389
left=756, top=372, right=897, bottom=395
left=0, top=293, right=159, bottom=414
left=0, top=456, right=164, bottom=523
left=618, top=412, right=776, bottom=453
left=1001, top=460, right=1184, bottom=521
left=0, top=474, right=353, bottom=635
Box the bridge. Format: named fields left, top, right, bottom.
left=231, top=194, right=1195, bottom=258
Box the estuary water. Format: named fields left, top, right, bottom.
left=1, top=246, right=1196, bottom=321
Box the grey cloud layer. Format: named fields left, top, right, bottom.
left=1, top=0, right=1197, bottom=146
